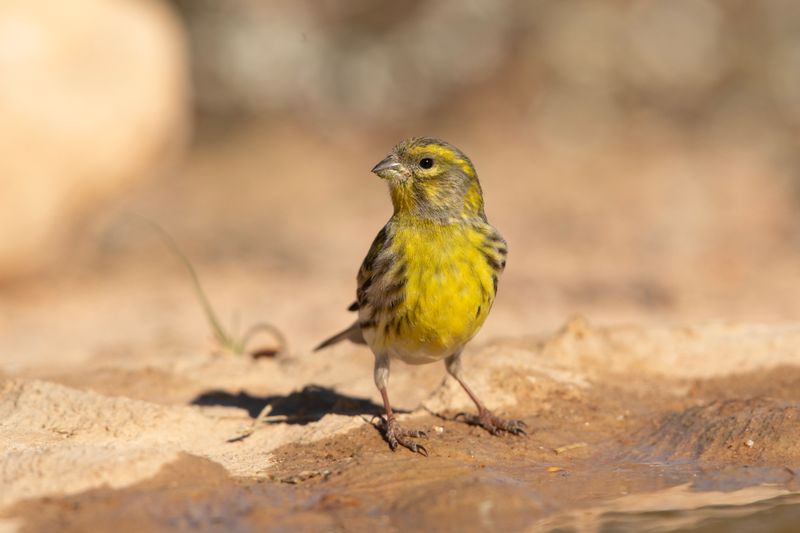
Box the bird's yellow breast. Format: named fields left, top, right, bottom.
left=373, top=221, right=496, bottom=363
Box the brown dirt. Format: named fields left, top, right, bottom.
left=4, top=322, right=800, bottom=532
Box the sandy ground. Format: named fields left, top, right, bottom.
left=2, top=125, right=800, bottom=531
left=3, top=311, right=800, bottom=531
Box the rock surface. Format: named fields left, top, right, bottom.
left=0, top=0, right=189, bottom=280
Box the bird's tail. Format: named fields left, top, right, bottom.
left=314, top=321, right=365, bottom=351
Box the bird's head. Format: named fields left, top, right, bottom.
left=371, top=137, right=486, bottom=221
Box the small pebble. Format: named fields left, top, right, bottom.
left=433, top=426, right=444, bottom=434
left=554, top=442, right=588, bottom=455
left=745, top=439, right=754, bottom=448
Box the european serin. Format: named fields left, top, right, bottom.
left=316, top=137, right=525, bottom=455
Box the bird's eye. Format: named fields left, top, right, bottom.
left=419, top=158, right=434, bottom=169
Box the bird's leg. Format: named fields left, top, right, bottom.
left=445, top=352, right=526, bottom=436
left=374, top=352, right=428, bottom=455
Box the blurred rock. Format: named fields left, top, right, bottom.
left=174, top=0, right=800, bottom=136
left=0, top=0, right=190, bottom=281
left=173, top=0, right=515, bottom=122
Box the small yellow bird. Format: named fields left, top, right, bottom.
left=316, top=137, right=525, bottom=455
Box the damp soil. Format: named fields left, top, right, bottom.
left=6, top=367, right=800, bottom=532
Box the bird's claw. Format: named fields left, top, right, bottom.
left=382, top=416, right=428, bottom=456
left=455, top=408, right=527, bottom=436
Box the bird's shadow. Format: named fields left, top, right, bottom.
left=191, top=384, right=391, bottom=425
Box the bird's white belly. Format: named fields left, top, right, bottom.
left=387, top=344, right=453, bottom=365
left=361, top=320, right=457, bottom=365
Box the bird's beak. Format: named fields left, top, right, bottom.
left=371, top=155, right=402, bottom=179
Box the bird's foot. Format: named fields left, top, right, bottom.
left=455, top=407, right=527, bottom=436
left=381, top=416, right=428, bottom=456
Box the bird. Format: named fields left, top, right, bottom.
left=315, top=137, right=525, bottom=455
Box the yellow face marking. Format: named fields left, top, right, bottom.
left=389, top=179, right=415, bottom=214
left=407, top=143, right=475, bottom=178
left=464, top=181, right=483, bottom=214
left=386, top=144, right=485, bottom=218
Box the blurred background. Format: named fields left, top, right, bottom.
left=2, top=0, right=800, bottom=367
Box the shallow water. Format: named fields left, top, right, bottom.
left=6, top=443, right=800, bottom=532
left=583, top=495, right=800, bottom=533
